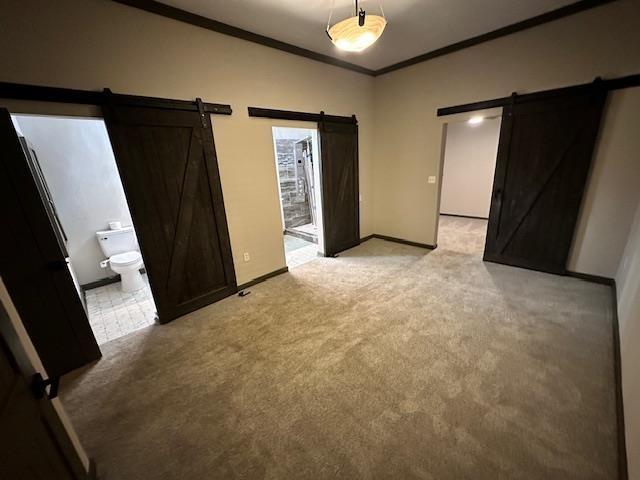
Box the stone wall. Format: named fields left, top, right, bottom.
left=276, top=139, right=311, bottom=228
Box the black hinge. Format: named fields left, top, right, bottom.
left=31, top=372, right=59, bottom=400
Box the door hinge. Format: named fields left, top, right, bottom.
left=31, top=372, right=59, bottom=400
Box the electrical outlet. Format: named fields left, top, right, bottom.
left=243, top=252, right=251, bottom=262
left=428, top=176, right=437, bottom=184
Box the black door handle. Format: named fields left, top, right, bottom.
left=31, top=373, right=60, bottom=400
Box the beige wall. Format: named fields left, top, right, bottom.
left=372, top=0, right=640, bottom=270
left=2, top=1, right=638, bottom=282
left=616, top=203, right=640, bottom=480
left=440, top=117, right=500, bottom=218
left=13, top=115, right=133, bottom=286
left=569, top=87, right=640, bottom=277
left=2, top=0, right=640, bottom=475
left=0, top=0, right=374, bottom=285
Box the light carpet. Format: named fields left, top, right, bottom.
left=61, top=216, right=618, bottom=479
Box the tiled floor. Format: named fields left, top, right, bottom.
left=291, top=223, right=316, bottom=236
left=284, top=234, right=317, bottom=268
left=85, top=274, right=157, bottom=345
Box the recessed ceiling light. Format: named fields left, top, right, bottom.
left=468, top=116, right=484, bottom=125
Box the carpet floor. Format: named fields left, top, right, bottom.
left=61, top=217, right=618, bottom=479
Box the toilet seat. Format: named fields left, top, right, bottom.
left=110, top=251, right=142, bottom=267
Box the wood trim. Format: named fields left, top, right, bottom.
left=237, top=267, right=289, bottom=291
left=558, top=274, right=627, bottom=479
left=0, top=81, right=232, bottom=115
left=111, top=0, right=615, bottom=78
left=88, top=458, right=98, bottom=480
left=247, top=107, right=356, bottom=124
left=565, top=270, right=615, bottom=286
left=438, top=97, right=512, bottom=117
left=437, top=73, right=640, bottom=116
left=440, top=213, right=489, bottom=221
left=375, top=0, right=616, bottom=76
left=80, top=268, right=147, bottom=292
left=81, top=276, right=121, bottom=291
left=363, top=234, right=436, bottom=250
left=111, top=0, right=376, bottom=76
left=610, top=282, right=629, bottom=480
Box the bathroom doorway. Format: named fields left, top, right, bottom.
left=10, top=113, right=158, bottom=346
left=272, top=126, right=324, bottom=268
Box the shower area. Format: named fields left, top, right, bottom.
left=272, top=127, right=322, bottom=268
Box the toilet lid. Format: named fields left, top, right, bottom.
left=110, top=251, right=142, bottom=267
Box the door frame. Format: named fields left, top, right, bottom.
left=270, top=124, right=325, bottom=258
left=1, top=84, right=234, bottom=367
left=248, top=106, right=359, bottom=258
left=433, top=107, right=503, bottom=247
left=433, top=73, right=640, bottom=259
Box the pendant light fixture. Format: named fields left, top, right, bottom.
left=326, top=0, right=387, bottom=53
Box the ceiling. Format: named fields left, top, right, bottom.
left=156, top=0, right=579, bottom=71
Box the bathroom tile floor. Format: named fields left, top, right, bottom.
left=284, top=234, right=318, bottom=268
left=85, top=273, right=157, bottom=345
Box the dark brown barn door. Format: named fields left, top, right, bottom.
left=0, top=300, right=91, bottom=480
left=319, top=117, right=360, bottom=256
left=103, top=102, right=236, bottom=323
left=0, top=109, right=100, bottom=377
left=484, top=86, right=607, bottom=274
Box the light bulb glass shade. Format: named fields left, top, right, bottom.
left=327, top=14, right=386, bottom=52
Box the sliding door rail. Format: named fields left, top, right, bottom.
left=0, top=81, right=232, bottom=115
left=437, top=73, right=640, bottom=117
left=248, top=107, right=356, bottom=124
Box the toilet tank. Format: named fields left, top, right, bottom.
left=96, top=226, right=140, bottom=258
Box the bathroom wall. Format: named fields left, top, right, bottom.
left=12, top=115, right=133, bottom=286
left=440, top=117, right=500, bottom=218
left=273, top=128, right=316, bottom=229
left=616, top=201, right=640, bottom=480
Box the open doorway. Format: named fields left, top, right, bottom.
left=271, top=126, right=324, bottom=268
left=437, top=113, right=501, bottom=256
left=10, top=114, right=158, bottom=345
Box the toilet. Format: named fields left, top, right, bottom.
left=96, top=226, right=145, bottom=293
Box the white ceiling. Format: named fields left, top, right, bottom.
left=157, top=0, right=579, bottom=71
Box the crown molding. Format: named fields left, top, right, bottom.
left=111, top=0, right=376, bottom=76
left=112, top=0, right=617, bottom=77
